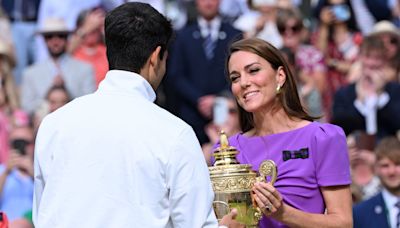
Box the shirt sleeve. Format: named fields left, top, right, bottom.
left=166, top=126, right=218, bottom=228
left=312, top=124, right=351, bottom=187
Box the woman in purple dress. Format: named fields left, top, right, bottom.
left=224, top=38, right=352, bottom=227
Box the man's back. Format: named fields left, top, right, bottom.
left=33, top=71, right=217, bottom=227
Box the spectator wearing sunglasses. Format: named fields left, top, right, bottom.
left=277, top=8, right=327, bottom=120
left=20, top=18, right=95, bottom=115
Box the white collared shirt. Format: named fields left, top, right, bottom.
left=382, top=188, right=400, bottom=228
left=198, top=16, right=222, bottom=41
left=33, top=70, right=218, bottom=228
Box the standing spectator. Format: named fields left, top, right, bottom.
left=1, top=0, right=40, bottom=85
left=332, top=35, right=400, bottom=140
left=33, top=3, right=240, bottom=228
left=165, top=0, right=241, bottom=144
left=21, top=18, right=95, bottom=114
left=353, top=137, right=400, bottom=228
left=314, top=0, right=361, bottom=120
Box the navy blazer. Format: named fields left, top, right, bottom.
left=332, top=83, right=400, bottom=140
left=165, top=20, right=241, bottom=143
left=353, top=192, right=390, bottom=228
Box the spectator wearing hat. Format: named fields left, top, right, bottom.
left=20, top=18, right=95, bottom=115
left=349, top=21, right=400, bottom=83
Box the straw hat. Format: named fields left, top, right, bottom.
left=38, top=18, right=71, bottom=35
left=370, top=20, right=400, bottom=36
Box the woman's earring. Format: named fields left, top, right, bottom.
left=276, top=84, right=281, bottom=94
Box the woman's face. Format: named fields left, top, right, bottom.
left=279, top=18, right=302, bottom=49
left=228, top=51, right=283, bottom=113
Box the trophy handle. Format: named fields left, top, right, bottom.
left=253, top=160, right=278, bottom=221
left=258, top=160, right=277, bottom=185
left=213, top=200, right=231, bottom=219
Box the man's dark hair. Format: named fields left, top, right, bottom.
left=105, top=2, right=173, bottom=73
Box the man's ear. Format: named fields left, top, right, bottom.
left=150, top=46, right=162, bottom=68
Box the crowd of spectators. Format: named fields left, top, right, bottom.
left=0, top=0, right=400, bottom=227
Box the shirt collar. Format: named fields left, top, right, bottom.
left=382, top=188, right=400, bottom=209
left=198, top=16, right=221, bottom=39
left=97, top=70, right=156, bottom=102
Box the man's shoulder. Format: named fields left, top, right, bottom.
left=23, top=60, right=49, bottom=76
left=353, top=192, right=384, bottom=214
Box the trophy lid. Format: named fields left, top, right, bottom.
left=209, top=131, right=256, bottom=180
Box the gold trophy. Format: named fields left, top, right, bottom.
left=209, top=131, right=277, bottom=227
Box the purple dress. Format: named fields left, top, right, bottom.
left=215, top=122, right=351, bottom=227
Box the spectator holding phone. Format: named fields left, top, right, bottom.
left=314, top=0, right=361, bottom=120
left=0, top=124, right=34, bottom=222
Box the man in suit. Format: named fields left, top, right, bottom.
left=21, top=18, right=95, bottom=114
left=353, top=137, right=400, bottom=228
left=165, top=0, right=241, bottom=144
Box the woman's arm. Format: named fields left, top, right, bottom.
left=253, top=183, right=352, bottom=228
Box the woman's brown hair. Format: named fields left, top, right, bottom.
left=225, top=38, right=317, bottom=132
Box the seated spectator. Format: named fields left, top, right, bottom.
left=332, top=35, right=400, bottom=140
left=21, top=18, right=95, bottom=115
left=347, top=131, right=380, bottom=203
left=69, top=7, right=108, bottom=87
left=0, top=124, right=34, bottom=222
left=353, top=137, right=400, bottom=228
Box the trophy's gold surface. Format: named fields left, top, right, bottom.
left=209, top=131, right=277, bottom=227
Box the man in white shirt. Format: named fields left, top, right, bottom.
left=33, top=2, right=241, bottom=228
left=353, top=137, right=400, bottom=228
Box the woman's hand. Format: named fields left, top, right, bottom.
left=252, top=182, right=284, bottom=217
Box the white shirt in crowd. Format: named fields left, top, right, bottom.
left=33, top=70, right=218, bottom=228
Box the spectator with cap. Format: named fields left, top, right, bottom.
left=20, top=18, right=95, bottom=115
left=353, top=137, right=400, bottom=228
